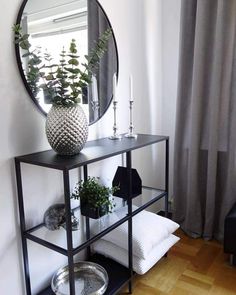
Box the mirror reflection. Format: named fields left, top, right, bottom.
left=16, top=0, right=118, bottom=124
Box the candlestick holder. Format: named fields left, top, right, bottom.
left=109, top=100, right=122, bottom=140
left=125, top=100, right=137, bottom=138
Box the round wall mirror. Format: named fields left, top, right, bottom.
left=15, top=0, right=118, bottom=125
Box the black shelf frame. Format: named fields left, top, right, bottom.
left=15, top=134, right=169, bottom=295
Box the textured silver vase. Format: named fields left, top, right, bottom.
left=46, top=104, right=88, bottom=156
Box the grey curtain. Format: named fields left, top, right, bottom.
left=174, top=0, right=236, bottom=241
left=87, top=0, right=117, bottom=122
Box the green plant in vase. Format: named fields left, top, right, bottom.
left=72, top=177, right=118, bottom=219
left=13, top=24, right=111, bottom=106
left=13, top=24, right=112, bottom=155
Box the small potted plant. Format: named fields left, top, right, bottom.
left=72, top=177, right=117, bottom=219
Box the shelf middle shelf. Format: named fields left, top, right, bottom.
left=25, top=187, right=167, bottom=256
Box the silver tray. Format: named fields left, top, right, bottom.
left=51, top=262, right=109, bottom=295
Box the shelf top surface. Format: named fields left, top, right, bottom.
left=15, top=134, right=168, bottom=170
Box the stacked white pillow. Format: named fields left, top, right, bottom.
left=92, top=205, right=180, bottom=275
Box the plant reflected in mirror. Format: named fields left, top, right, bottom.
left=14, top=0, right=118, bottom=124
left=13, top=25, right=112, bottom=107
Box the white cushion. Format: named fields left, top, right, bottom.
left=115, top=205, right=179, bottom=235
left=92, top=205, right=179, bottom=259
left=93, top=234, right=180, bottom=275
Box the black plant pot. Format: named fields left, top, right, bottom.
left=80, top=201, right=108, bottom=219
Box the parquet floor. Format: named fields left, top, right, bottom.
left=121, top=230, right=236, bottom=295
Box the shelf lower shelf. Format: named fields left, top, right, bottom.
left=90, top=254, right=131, bottom=295
left=37, top=254, right=130, bottom=295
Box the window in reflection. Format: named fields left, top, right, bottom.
left=22, top=0, right=89, bottom=116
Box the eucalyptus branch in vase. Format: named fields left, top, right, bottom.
left=13, top=24, right=112, bottom=107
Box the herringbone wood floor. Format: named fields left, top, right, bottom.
left=121, top=230, right=236, bottom=295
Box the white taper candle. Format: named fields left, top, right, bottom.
left=113, top=73, right=117, bottom=102
left=92, top=74, right=98, bottom=102
left=129, top=75, right=133, bottom=101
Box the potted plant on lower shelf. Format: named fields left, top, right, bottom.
left=72, top=177, right=117, bottom=219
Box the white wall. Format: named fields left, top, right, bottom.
left=131, top=0, right=181, bottom=204
left=161, top=0, right=181, bottom=201
left=0, top=0, right=181, bottom=294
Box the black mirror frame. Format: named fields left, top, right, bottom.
left=15, top=0, right=119, bottom=125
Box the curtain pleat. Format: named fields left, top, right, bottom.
left=174, top=0, right=236, bottom=241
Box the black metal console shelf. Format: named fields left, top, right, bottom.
left=15, top=134, right=169, bottom=295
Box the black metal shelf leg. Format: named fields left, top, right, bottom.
left=83, top=165, right=91, bottom=258
left=126, top=151, right=133, bottom=294
left=165, top=139, right=169, bottom=217
left=15, top=159, right=32, bottom=295
left=63, top=169, right=75, bottom=295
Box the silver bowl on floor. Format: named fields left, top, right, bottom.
left=51, top=261, right=108, bottom=295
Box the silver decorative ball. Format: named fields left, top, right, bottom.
left=44, top=203, right=79, bottom=231
left=46, top=104, right=88, bottom=155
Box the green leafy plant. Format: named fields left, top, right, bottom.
left=72, top=177, right=118, bottom=214
left=13, top=24, right=112, bottom=106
